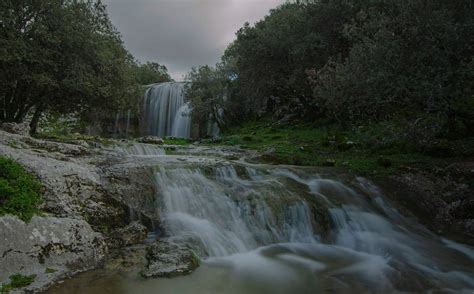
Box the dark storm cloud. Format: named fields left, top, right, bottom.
left=104, top=0, right=284, bottom=80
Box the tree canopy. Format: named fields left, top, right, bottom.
left=186, top=0, right=473, bottom=141
left=0, top=0, right=171, bottom=133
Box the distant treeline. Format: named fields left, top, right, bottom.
left=186, top=0, right=473, bottom=141
left=0, top=0, right=171, bottom=134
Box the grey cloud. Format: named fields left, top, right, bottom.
left=104, top=0, right=284, bottom=80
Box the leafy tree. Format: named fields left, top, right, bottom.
left=185, top=65, right=228, bottom=136
left=310, top=0, right=473, bottom=137
left=133, top=62, right=172, bottom=85
left=0, top=0, right=140, bottom=134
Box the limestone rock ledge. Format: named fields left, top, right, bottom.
left=0, top=216, right=107, bottom=293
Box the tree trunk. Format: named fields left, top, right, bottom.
left=29, top=104, right=44, bottom=135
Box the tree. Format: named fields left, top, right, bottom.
left=133, top=62, right=172, bottom=85
left=310, top=0, right=473, bottom=136
left=0, top=0, right=140, bottom=134
left=185, top=65, right=228, bottom=136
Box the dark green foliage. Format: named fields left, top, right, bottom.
left=134, top=62, right=172, bottom=85
left=188, top=0, right=473, bottom=149
left=185, top=65, right=228, bottom=136
left=0, top=1, right=171, bottom=134
left=0, top=156, right=42, bottom=222
left=0, top=273, right=36, bottom=293
left=311, top=0, right=473, bottom=129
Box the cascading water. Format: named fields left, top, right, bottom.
left=49, top=146, right=474, bottom=294
left=142, top=82, right=191, bottom=139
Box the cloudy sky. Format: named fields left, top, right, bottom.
left=104, top=0, right=284, bottom=80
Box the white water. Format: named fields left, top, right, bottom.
left=152, top=163, right=474, bottom=292
left=49, top=148, right=474, bottom=293
left=114, top=143, right=166, bottom=156
left=142, top=82, right=191, bottom=138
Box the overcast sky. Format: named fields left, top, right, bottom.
left=104, top=0, right=284, bottom=80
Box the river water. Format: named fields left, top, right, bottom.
left=47, top=143, right=474, bottom=293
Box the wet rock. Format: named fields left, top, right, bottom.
left=0, top=216, right=106, bottom=293
left=141, top=240, right=200, bottom=278
left=1, top=121, right=30, bottom=136
left=110, top=221, right=148, bottom=247
left=377, top=171, right=473, bottom=241
left=138, top=136, right=164, bottom=145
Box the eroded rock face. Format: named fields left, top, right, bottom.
left=110, top=221, right=148, bottom=248
left=0, top=216, right=107, bottom=292
left=141, top=240, right=200, bottom=278
left=1, top=122, right=30, bottom=136
left=378, top=171, right=474, bottom=241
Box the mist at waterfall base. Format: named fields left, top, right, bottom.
left=47, top=143, right=474, bottom=294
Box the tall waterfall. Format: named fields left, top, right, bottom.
left=142, top=82, right=191, bottom=138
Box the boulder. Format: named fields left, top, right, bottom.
left=1, top=122, right=30, bottom=136
left=111, top=221, right=148, bottom=247
left=141, top=240, right=200, bottom=278
left=0, top=216, right=107, bottom=293
left=138, top=136, right=164, bottom=145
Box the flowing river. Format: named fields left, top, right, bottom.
left=46, top=143, right=474, bottom=293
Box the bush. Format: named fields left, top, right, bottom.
left=0, top=156, right=42, bottom=222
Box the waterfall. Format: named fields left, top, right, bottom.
left=154, top=165, right=316, bottom=257
left=171, top=103, right=192, bottom=138
left=151, top=162, right=474, bottom=291
left=142, top=82, right=191, bottom=139
left=51, top=146, right=474, bottom=293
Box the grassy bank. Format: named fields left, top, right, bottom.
left=206, top=120, right=473, bottom=176
left=0, top=156, right=43, bottom=221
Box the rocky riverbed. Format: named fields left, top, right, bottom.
left=0, top=125, right=473, bottom=293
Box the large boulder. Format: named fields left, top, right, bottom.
left=1, top=122, right=30, bottom=136
left=0, top=216, right=107, bottom=293
left=141, top=240, right=200, bottom=278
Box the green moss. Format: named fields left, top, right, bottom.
left=190, top=251, right=201, bottom=267
left=0, top=156, right=43, bottom=222
left=45, top=268, right=57, bottom=274
left=1, top=274, right=36, bottom=293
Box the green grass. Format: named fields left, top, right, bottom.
left=0, top=274, right=36, bottom=293
left=163, top=138, right=192, bottom=145
left=204, top=120, right=448, bottom=176
left=0, top=156, right=43, bottom=222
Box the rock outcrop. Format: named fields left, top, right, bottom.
left=0, top=130, right=159, bottom=291
left=0, top=216, right=106, bottom=292
left=141, top=240, right=200, bottom=278
left=1, top=122, right=30, bottom=136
